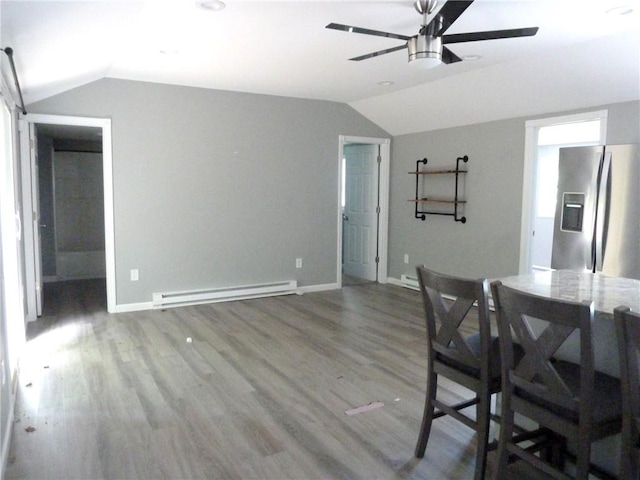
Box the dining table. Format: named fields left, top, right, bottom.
left=492, top=268, right=640, bottom=475
left=495, top=268, right=640, bottom=376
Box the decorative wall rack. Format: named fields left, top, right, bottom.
left=409, top=155, right=468, bottom=223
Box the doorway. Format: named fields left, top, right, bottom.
left=337, top=136, right=390, bottom=288
left=519, top=110, right=607, bottom=274
left=20, top=114, right=115, bottom=319
left=37, top=124, right=105, bottom=283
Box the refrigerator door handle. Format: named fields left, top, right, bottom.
left=594, top=151, right=612, bottom=272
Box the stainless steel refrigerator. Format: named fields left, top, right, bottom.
left=551, top=144, right=640, bottom=279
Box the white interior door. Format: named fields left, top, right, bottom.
left=19, top=119, right=43, bottom=320
left=29, top=123, right=43, bottom=316
left=343, top=144, right=378, bottom=281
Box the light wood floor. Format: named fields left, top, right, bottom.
left=5, top=280, right=543, bottom=480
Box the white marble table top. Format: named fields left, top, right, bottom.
left=491, top=269, right=633, bottom=473
left=494, top=269, right=640, bottom=319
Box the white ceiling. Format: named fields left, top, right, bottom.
left=1, top=0, right=639, bottom=135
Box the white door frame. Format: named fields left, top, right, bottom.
left=337, top=135, right=390, bottom=288
left=20, top=113, right=116, bottom=315
left=518, top=110, right=608, bottom=274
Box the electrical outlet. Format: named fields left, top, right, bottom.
left=296, top=258, right=303, bottom=269
left=131, top=269, right=139, bottom=281
left=404, top=254, right=409, bottom=264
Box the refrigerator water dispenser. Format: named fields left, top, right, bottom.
left=560, top=192, right=584, bottom=232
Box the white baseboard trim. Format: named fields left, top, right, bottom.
left=111, top=302, right=154, bottom=313
left=298, top=283, right=339, bottom=294
left=387, top=277, right=403, bottom=287
left=388, top=276, right=419, bottom=290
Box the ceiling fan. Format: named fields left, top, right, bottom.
left=326, top=0, right=538, bottom=68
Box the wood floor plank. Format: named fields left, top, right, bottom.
left=6, top=279, right=527, bottom=480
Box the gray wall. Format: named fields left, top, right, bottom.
left=28, top=79, right=389, bottom=305
left=389, top=100, right=640, bottom=281
left=53, top=151, right=105, bottom=280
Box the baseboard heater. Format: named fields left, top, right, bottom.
left=152, top=280, right=298, bottom=309
left=400, top=274, right=420, bottom=291
left=401, top=273, right=494, bottom=310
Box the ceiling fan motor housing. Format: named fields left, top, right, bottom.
left=408, top=34, right=442, bottom=63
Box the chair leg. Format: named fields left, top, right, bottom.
left=473, top=390, right=491, bottom=480
left=630, top=447, right=639, bottom=480
left=620, top=427, right=638, bottom=480
left=415, top=371, right=438, bottom=458
left=619, top=438, right=630, bottom=480
left=575, top=438, right=590, bottom=480
left=551, top=435, right=566, bottom=471
left=492, top=403, right=514, bottom=480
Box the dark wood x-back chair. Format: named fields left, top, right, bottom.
left=415, top=266, right=499, bottom=480
left=491, top=281, right=622, bottom=480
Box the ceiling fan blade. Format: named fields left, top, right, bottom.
left=441, top=46, right=462, bottom=64
left=443, top=27, right=539, bottom=44
left=349, top=44, right=408, bottom=61
left=427, top=0, right=474, bottom=36
left=326, top=23, right=410, bottom=41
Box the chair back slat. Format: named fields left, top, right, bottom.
left=615, top=306, right=640, bottom=480
left=432, top=296, right=478, bottom=364
left=491, top=281, right=594, bottom=416
left=509, top=372, right=578, bottom=412
left=513, top=320, right=576, bottom=397
left=417, top=267, right=491, bottom=370
left=621, top=312, right=640, bottom=415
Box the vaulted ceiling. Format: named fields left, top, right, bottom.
left=1, top=0, right=639, bottom=135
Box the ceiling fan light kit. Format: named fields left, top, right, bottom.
left=408, top=35, right=442, bottom=68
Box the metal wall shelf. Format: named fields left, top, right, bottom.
left=410, top=155, right=468, bottom=223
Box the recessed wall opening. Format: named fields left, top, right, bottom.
left=520, top=111, right=607, bottom=274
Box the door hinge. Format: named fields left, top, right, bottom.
left=375, top=256, right=380, bottom=263
left=377, top=155, right=382, bottom=163
left=376, top=206, right=381, bottom=214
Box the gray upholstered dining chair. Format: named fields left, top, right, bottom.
left=414, top=266, right=499, bottom=480
left=491, top=281, right=622, bottom=480
left=614, top=306, right=640, bottom=480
